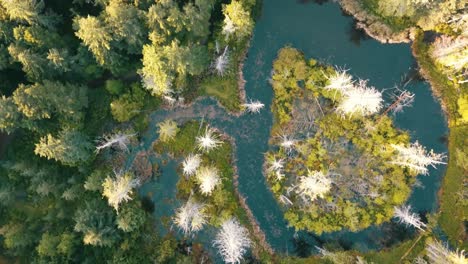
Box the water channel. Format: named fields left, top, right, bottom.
left=137, top=0, right=448, bottom=259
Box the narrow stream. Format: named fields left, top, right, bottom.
left=137, top=0, right=448, bottom=258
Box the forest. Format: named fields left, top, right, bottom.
left=0, top=0, right=258, bottom=263
left=0, top=0, right=466, bottom=263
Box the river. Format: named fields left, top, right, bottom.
left=137, top=0, right=448, bottom=259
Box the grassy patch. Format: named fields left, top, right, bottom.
left=199, top=76, right=242, bottom=112
left=412, top=32, right=467, bottom=247
left=438, top=126, right=468, bottom=247
left=363, top=235, right=426, bottom=263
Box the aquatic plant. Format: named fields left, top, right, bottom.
left=174, top=199, right=206, bottom=235
left=296, top=170, right=332, bottom=202
left=213, top=46, right=229, bottom=76
left=182, top=154, right=201, bottom=177
left=391, top=141, right=446, bottom=175
left=196, top=127, right=222, bottom=152
left=195, top=166, right=220, bottom=195
left=213, top=218, right=251, bottom=264
left=243, top=99, right=265, bottom=113
left=102, top=170, right=139, bottom=212
left=96, top=133, right=136, bottom=153
left=393, top=205, right=426, bottom=230
left=157, top=119, right=179, bottom=142
left=426, top=239, right=467, bottom=264
left=336, top=79, right=383, bottom=116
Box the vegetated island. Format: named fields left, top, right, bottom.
left=265, top=47, right=445, bottom=234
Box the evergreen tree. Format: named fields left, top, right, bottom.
left=34, top=130, right=93, bottom=166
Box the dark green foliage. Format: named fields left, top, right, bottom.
left=0, top=0, right=257, bottom=262
left=110, top=82, right=145, bottom=123
left=34, top=129, right=93, bottom=166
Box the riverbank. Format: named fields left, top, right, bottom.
left=228, top=135, right=275, bottom=259
left=411, top=32, right=468, bottom=247
left=339, top=0, right=416, bottom=44
left=336, top=0, right=467, bottom=246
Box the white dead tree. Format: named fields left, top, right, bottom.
left=279, top=134, right=296, bottom=153
left=95, top=133, right=136, bottom=153
left=195, top=166, right=220, bottom=195
left=267, top=157, right=284, bottom=172
left=384, top=89, right=415, bottom=115
left=337, top=79, right=383, bottom=117
left=243, top=99, right=265, bottom=114
left=174, top=199, right=207, bottom=235
left=196, top=127, right=222, bottom=152
left=426, top=239, right=467, bottom=264
left=391, top=141, right=446, bottom=175
left=102, top=170, right=139, bottom=212
left=182, top=154, right=201, bottom=178
left=296, top=170, right=332, bottom=202
left=266, top=156, right=285, bottom=180
left=213, top=46, right=229, bottom=76
left=279, top=194, right=293, bottom=206
left=213, top=218, right=251, bottom=264
left=325, top=68, right=354, bottom=94
left=393, top=205, right=426, bottom=231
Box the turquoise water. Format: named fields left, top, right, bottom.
left=137, top=0, right=448, bottom=258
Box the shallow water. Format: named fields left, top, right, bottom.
left=137, top=0, right=448, bottom=258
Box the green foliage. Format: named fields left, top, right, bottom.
left=74, top=15, right=113, bottom=66
left=0, top=96, right=21, bottom=133
left=12, top=80, right=88, bottom=125
left=36, top=232, right=60, bottom=257
left=141, top=41, right=209, bottom=96
left=110, top=82, right=145, bottom=122
left=116, top=202, right=147, bottom=233
left=271, top=47, right=308, bottom=124
left=153, top=121, right=240, bottom=226
left=268, top=47, right=414, bottom=234
left=0, top=0, right=256, bottom=262
left=200, top=76, right=242, bottom=112
left=105, top=79, right=125, bottom=95
left=74, top=200, right=119, bottom=247
left=34, top=130, right=93, bottom=166
left=222, top=1, right=254, bottom=40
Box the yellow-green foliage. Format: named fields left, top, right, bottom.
left=153, top=121, right=240, bottom=226
left=268, top=47, right=415, bottom=234
left=458, top=95, right=468, bottom=123
left=271, top=47, right=308, bottom=125
left=412, top=32, right=468, bottom=247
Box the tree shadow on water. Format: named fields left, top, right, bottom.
left=348, top=21, right=370, bottom=46
left=293, top=236, right=312, bottom=257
